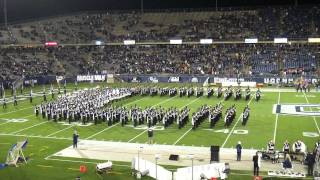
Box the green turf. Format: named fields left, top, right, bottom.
left=0, top=82, right=318, bottom=179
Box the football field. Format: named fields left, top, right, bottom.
left=0, top=83, right=319, bottom=179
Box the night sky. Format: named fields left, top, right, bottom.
left=0, top=0, right=319, bottom=23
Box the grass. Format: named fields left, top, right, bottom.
left=0, top=82, right=318, bottom=179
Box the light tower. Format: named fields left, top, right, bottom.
left=4, top=0, right=8, bottom=28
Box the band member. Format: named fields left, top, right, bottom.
left=217, top=87, right=222, bottom=98
left=267, top=140, right=275, bottom=152
left=245, top=86, right=251, bottom=101
left=255, top=89, right=261, bottom=101
left=283, top=140, right=290, bottom=154
left=147, top=128, right=153, bottom=144
left=242, top=105, right=250, bottom=125
left=294, top=140, right=302, bottom=153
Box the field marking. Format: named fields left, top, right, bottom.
left=0, top=106, right=33, bottom=116
left=46, top=125, right=76, bottom=137
left=11, top=121, right=49, bottom=134
left=0, top=133, right=72, bottom=140
left=84, top=96, right=149, bottom=140
left=172, top=128, right=193, bottom=145
left=221, top=95, right=254, bottom=148
left=172, top=96, right=225, bottom=146
left=0, top=121, right=11, bottom=126
left=126, top=96, right=178, bottom=143
left=85, top=123, right=119, bottom=140
left=45, top=156, right=131, bottom=167
left=273, top=91, right=281, bottom=143
left=171, top=97, right=203, bottom=145
left=37, top=165, right=54, bottom=168
left=127, top=129, right=148, bottom=143
left=123, top=96, right=148, bottom=107
left=303, top=92, right=320, bottom=134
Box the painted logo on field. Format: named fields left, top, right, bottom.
left=0, top=118, right=28, bottom=123
left=273, top=104, right=320, bottom=116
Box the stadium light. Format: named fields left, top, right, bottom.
left=95, top=41, right=103, bottom=46
left=200, top=39, right=213, bottom=44
left=170, top=39, right=182, bottom=44
left=45, top=42, right=58, bottom=47
left=137, top=146, right=143, bottom=172
left=155, top=154, right=160, bottom=180
left=274, top=38, right=288, bottom=44
left=308, top=38, right=320, bottom=43
left=124, top=40, right=135, bottom=45
left=245, top=38, right=258, bottom=44
left=187, top=154, right=194, bottom=180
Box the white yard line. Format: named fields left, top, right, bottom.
left=46, top=125, right=76, bottom=137
left=303, top=92, right=320, bottom=134
left=0, top=106, right=33, bottom=116
left=172, top=128, right=193, bottom=145
left=221, top=95, right=255, bottom=148
left=172, top=97, right=225, bottom=146
left=11, top=121, right=49, bottom=134
left=273, top=91, right=281, bottom=143
left=0, top=121, right=11, bottom=126
left=0, top=133, right=71, bottom=140
left=123, top=96, right=148, bottom=107
left=84, top=96, right=154, bottom=140
left=45, top=156, right=131, bottom=167
left=171, top=97, right=202, bottom=145
left=85, top=123, right=119, bottom=140
left=127, top=129, right=148, bottom=143
left=126, top=96, right=178, bottom=143
left=0, top=114, right=34, bottom=126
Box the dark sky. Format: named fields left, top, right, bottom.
left=0, top=0, right=319, bottom=23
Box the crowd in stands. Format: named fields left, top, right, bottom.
left=0, top=43, right=318, bottom=81
left=0, top=6, right=319, bottom=81
left=0, top=6, right=319, bottom=44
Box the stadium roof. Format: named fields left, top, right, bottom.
left=0, top=0, right=319, bottom=23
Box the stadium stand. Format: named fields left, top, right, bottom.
left=0, top=6, right=319, bottom=81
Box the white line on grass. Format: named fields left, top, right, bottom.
left=171, top=97, right=203, bottom=145
left=172, top=128, right=193, bottom=145
left=0, top=106, right=33, bottom=116
left=11, top=121, right=49, bottom=134
left=45, top=157, right=131, bottom=167
left=123, top=96, right=148, bottom=107
left=303, top=92, right=320, bottom=134
left=0, top=121, right=11, bottom=126
left=126, top=96, right=178, bottom=143
left=83, top=96, right=154, bottom=140
left=0, top=133, right=71, bottom=140
left=273, top=91, right=281, bottom=143
left=0, top=114, right=36, bottom=128
left=46, top=125, right=76, bottom=137
left=221, top=95, right=255, bottom=148
left=127, top=129, right=148, bottom=143
left=172, top=97, right=225, bottom=145
left=85, top=123, right=119, bottom=140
